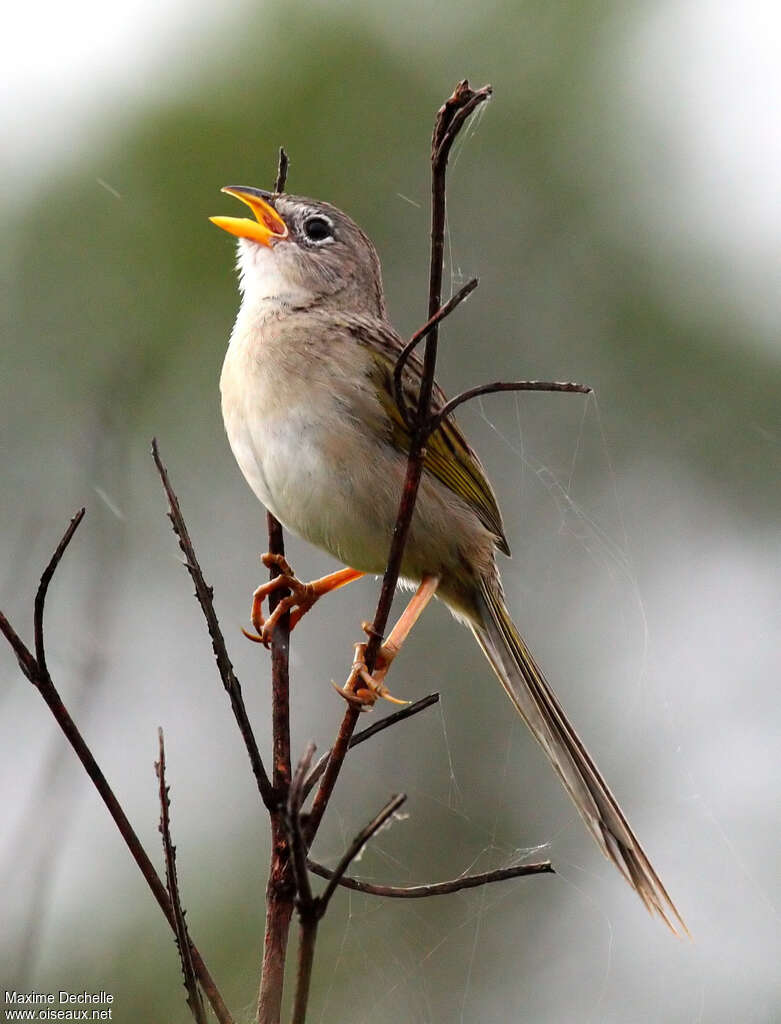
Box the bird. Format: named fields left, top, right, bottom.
left=211, top=184, right=685, bottom=933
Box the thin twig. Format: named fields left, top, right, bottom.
left=287, top=745, right=318, bottom=1024
left=156, top=729, right=207, bottom=1024
left=308, top=858, right=555, bottom=898
left=393, top=278, right=479, bottom=426
left=290, top=913, right=317, bottom=1024
left=302, top=692, right=439, bottom=800
left=432, top=83, right=493, bottom=167
left=285, top=744, right=317, bottom=910
left=274, top=147, right=289, bottom=194
left=33, top=507, right=85, bottom=677
left=303, top=705, right=360, bottom=844
left=427, top=380, right=592, bottom=435
left=151, top=438, right=275, bottom=811
left=367, top=81, right=492, bottom=675
left=0, top=515, right=233, bottom=1024
left=317, top=793, right=407, bottom=915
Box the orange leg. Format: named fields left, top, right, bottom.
left=337, top=575, right=440, bottom=709
left=244, top=553, right=364, bottom=647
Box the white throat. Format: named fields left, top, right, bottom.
left=236, top=239, right=313, bottom=316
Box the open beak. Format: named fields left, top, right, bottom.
left=210, top=186, right=289, bottom=246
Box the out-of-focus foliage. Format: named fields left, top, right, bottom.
left=2, top=2, right=779, bottom=1022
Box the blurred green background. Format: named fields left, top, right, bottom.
left=2, top=1, right=780, bottom=1021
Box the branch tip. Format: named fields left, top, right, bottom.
left=274, top=148, right=290, bottom=194
left=308, top=858, right=555, bottom=900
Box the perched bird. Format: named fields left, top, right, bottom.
left=211, top=186, right=685, bottom=933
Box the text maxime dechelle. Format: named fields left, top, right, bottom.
left=4, top=992, right=114, bottom=1021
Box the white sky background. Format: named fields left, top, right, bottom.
left=0, top=0, right=247, bottom=197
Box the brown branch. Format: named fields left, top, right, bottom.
left=302, top=692, right=440, bottom=800
left=285, top=744, right=317, bottom=910
left=290, top=912, right=318, bottom=1024
left=316, top=793, right=407, bottom=915
left=274, top=147, right=289, bottom=194
left=33, top=507, right=85, bottom=676
left=0, top=514, right=233, bottom=1024
left=303, top=704, right=360, bottom=844
left=265, top=512, right=292, bottom=793
left=151, top=439, right=275, bottom=811
left=367, top=80, right=492, bottom=674
left=156, top=729, right=207, bottom=1024
left=256, top=153, right=297, bottom=1024
left=286, top=744, right=318, bottom=1024
left=306, top=82, right=492, bottom=851
left=308, top=858, right=555, bottom=898
left=427, top=379, right=592, bottom=435
left=257, top=511, right=294, bottom=1023
left=393, top=278, right=479, bottom=426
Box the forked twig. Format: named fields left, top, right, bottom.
left=316, top=793, right=407, bottom=915
left=302, top=692, right=440, bottom=800
left=156, top=729, right=207, bottom=1024
left=393, top=278, right=479, bottom=426
left=0, top=514, right=233, bottom=1024
left=285, top=744, right=317, bottom=910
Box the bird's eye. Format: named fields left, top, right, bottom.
left=303, top=216, right=333, bottom=243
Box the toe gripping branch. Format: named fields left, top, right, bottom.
left=243, top=554, right=363, bottom=648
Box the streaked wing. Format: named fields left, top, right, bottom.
left=347, top=315, right=510, bottom=557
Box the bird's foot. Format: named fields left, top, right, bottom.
left=243, top=556, right=364, bottom=647
left=333, top=633, right=410, bottom=711
left=242, top=553, right=319, bottom=647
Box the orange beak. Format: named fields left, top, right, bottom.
left=210, top=186, right=288, bottom=246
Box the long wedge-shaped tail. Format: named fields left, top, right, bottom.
left=473, top=580, right=686, bottom=935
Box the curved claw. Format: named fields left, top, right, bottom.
left=331, top=679, right=375, bottom=711
left=244, top=558, right=364, bottom=648
left=345, top=642, right=410, bottom=708
left=242, top=625, right=270, bottom=647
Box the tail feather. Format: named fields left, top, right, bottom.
left=473, top=581, right=687, bottom=935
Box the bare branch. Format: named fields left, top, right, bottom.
left=290, top=914, right=317, bottom=1024
left=33, top=507, right=85, bottom=676
left=303, top=704, right=360, bottom=844
left=0, top=517, right=234, bottom=1024
left=274, top=147, right=289, bottom=194
left=393, top=279, right=479, bottom=426
left=432, top=82, right=493, bottom=167
left=317, top=793, right=407, bottom=915
left=255, top=155, right=298, bottom=1024
left=305, top=81, right=493, bottom=849
left=302, top=692, right=440, bottom=800
left=156, top=729, right=207, bottom=1024
left=286, top=743, right=319, bottom=1024
left=244, top=153, right=300, bottom=1024
left=151, top=439, right=275, bottom=811
left=428, top=379, right=592, bottom=435
left=0, top=610, right=38, bottom=680
left=285, top=743, right=317, bottom=910
left=308, top=858, right=554, bottom=898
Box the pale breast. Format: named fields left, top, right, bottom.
left=219, top=304, right=496, bottom=610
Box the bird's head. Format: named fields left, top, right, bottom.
left=211, top=186, right=386, bottom=317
